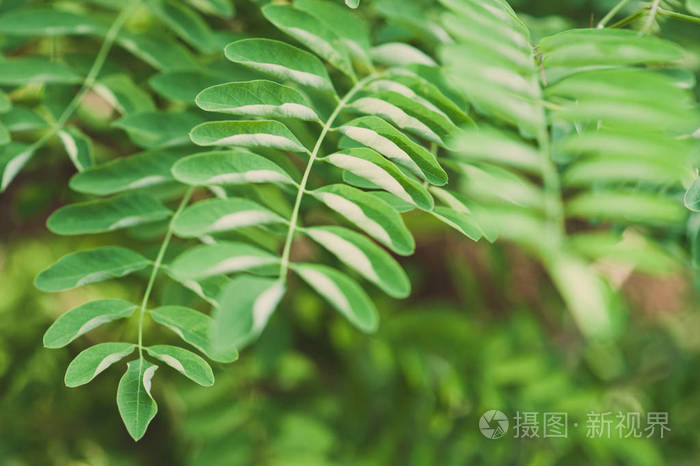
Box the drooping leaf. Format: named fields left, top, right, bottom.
left=196, top=80, right=320, bottom=121
left=262, top=4, right=355, bottom=79
left=47, top=193, right=172, bottom=235
left=58, top=127, right=94, bottom=172
left=145, top=345, right=214, bottom=386
left=35, top=247, right=150, bottom=292
left=224, top=39, right=335, bottom=92
left=0, top=57, right=81, bottom=85
left=304, top=225, right=409, bottom=298
left=117, top=359, right=158, bottom=441
left=0, top=8, right=102, bottom=36
left=190, top=120, right=307, bottom=152
left=173, top=197, right=286, bottom=238
left=212, top=276, right=285, bottom=351
left=0, top=142, right=34, bottom=192
left=44, top=299, right=137, bottom=348
left=169, top=242, right=279, bottom=281
left=312, top=184, right=414, bottom=255
left=172, top=150, right=296, bottom=187
left=292, top=263, right=378, bottom=332
left=339, top=116, right=447, bottom=185
left=113, top=111, right=204, bottom=148
left=149, top=306, right=238, bottom=362
left=70, top=149, right=186, bottom=195
left=323, top=148, right=433, bottom=210
left=64, top=342, right=136, bottom=387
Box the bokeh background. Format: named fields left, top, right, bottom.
left=1, top=0, right=699, bottom=464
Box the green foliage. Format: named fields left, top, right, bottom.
left=1, top=0, right=698, bottom=447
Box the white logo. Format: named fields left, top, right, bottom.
left=480, top=410, right=509, bottom=439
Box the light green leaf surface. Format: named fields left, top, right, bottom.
left=148, top=0, right=217, bottom=52
left=0, top=58, right=81, bottom=85
left=44, top=299, right=136, bottom=348
left=190, top=120, right=307, bottom=152
left=58, top=127, right=94, bottom=172
left=64, top=342, right=136, bottom=387
left=0, top=8, right=102, bottom=36
left=169, top=242, right=279, bottom=281
left=0, top=143, right=35, bottom=192
left=35, top=247, right=150, bottom=292
left=117, top=359, right=158, bottom=441
left=145, top=345, right=214, bottom=386
left=113, top=111, right=203, bottom=148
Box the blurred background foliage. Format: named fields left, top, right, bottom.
left=1, top=0, right=699, bottom=465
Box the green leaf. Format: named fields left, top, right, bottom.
left=150, top=306, right=238, bottom=362
left=0, top=8, right=102, bottom=36
left=0, top=122, right=9, bottom=145
left=149, top=70, right=226, bottom=104
left=431, top=207, right=485, bottom=242
left=47, top=193, right=172, bottom=235
left=190, top=120, right=307, bottom=152
left=64, top=342, right=136, bottom=387
left=304, top=225, right=409, bottom=298
left=0, top=57, right=81, bottom=85
left=566, top=191, right=687, bottom=225
left=145, top=345, right=214, bottom=386
left=449, top=127, right=541, bottom=174
left=117, top=31, right=197, bottom=71
left=370, top=43, right=436, bottom=67
left=225, top=38, right=334, bottom=92
left=148, top=0, right=217, bottom=52
left=35, top=247, right=150, bottom=292
left=262, top=5, right=355, bottom=79
left=1, top=106, right=48, bottom=131
left=323, top=148, right=433, bottom=210
left=0, top=90, right=11, bottom=113
left=312, top=184, right=414, bottom=255
left=0, top=142, right=35, bottom=192
left=58, top=127, right=94, bottom=172
left=685, top=177, right=700, bottom=212
left=70, top=149, right=185, bottom=195
left=689, top=0, right=700, bottom=15
left=196, top=80, right=320, bottom=121
left=173, top=197, right=286, bottom=238
left=339, top=116, right=447, bottom=185
left=213, top=276, right=285, bottom=351
left=169, top=241, right=279, bottom=281
left=95, top=74, right=156, bottom=114
left=44, top=299, right=137, bottom=348
left=294, top=0, right=371, bottom=67
left=186, top=0, right=235, bottom=17
left=172, top=150, right=295, bottom=187
left=292, top=263, right=378, bottom=333
left=346, top=0, right=360, bottom=8
left=113, top=111, right=204, bottom=148
left=117, top=359, right=159, bottom=441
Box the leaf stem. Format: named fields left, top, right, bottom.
left=658, top=7, right=700, bottom=25
left=597, top=0, right=632, bottom=28
left=642, top=0, right=662, bottom=33
left=137, top=187, right=194, bottom=357
left=277, top=74, right=378, bottom=284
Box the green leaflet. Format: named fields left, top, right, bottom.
left=566, top=192, right=688, bottom=225
left=47, top=193, right=172, bottom=235
left=95, top=74, right=156, bottom=114
left=190, top=120, right=307, bottom=152
left=186, top=0, right=235, bottom=17
left=0, top=90, right=11, bottom=113
left=338, top=116, right=447, bottom=186
left=0, top=57, right=81, bottom=85
left=685, top=177, right=700, bottom=212
left=147, top=0, right=217, bottom=53
left=196, top=80, right=320, bottom=121
left=117, top=360, right=159, bottom=441
left=0, top=8, right=103, bottom=36
left=169, top=242, right=279, bottom=281
left=173, top=197, right=287, bottom=238
left=312, top=184, right=415, bottom=255
left=113, top=111, right=204, bottom=148
left=448, top=127, right=541, bottom=175
left=212, top=276, right=285, bottom=352
left=0, top=123, right=9, bottom=145
left=35, top=247, right=150, bottom=292
left=64, top=342, right=136, bottom=387
left=346, top=0, right=360, bottom=7
left=262, top=4, right=355, bottom=79
left=431, top=207, right=485, bottom=242
left=69, top=149, right=186, bottom=195
left=43, top=299, right=137, bottom=348
left=149, top=70, right=227, bottom=104
left=145, top=345, right=214, bottom=386
left=57, top=127, right=94, bottom=172
left=149, top=306, right=238, bottom=362
left=117, top=31, right=197, bottom=71
left=371, top=43, right=437, bottom=68
left=303, top=225, right=410, bottom=298
left=294, top=0, right=371, bottom=68
left=1, top=106, right=48, bottom=131
left=322, top=148, right=433, bottom=210
left=172, top=150, right=296, bottom=187
left=224, top=39, right=335, bottom=92
left=689, top=0, right=700, bottom=15
left=0, top=143, right=35, bottom=192
left=292, top=263, right=378, bottom=333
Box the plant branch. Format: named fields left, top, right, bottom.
left=277, top=74, right=379, bottom=284
left=597, top=0, right=632, bottom=28
left=642, top=0, right=662, bottom=33
left=137, top=187, right=194, bottom=357
left=658, top=7, right=700, bottom=25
